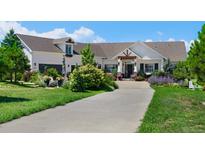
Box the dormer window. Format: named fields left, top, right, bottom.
left=53, top=37, right=74, bottom=56
left=65, top=44, right=73, bottom=56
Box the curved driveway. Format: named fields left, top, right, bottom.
left=0, top=81, right=154, bottom=133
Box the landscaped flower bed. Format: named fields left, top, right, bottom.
left=148, top=75, right=174, bottom=85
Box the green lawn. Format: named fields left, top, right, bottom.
left=139, top=86, right=205, bottom=133
left=0, top=82, right=104, bottom=124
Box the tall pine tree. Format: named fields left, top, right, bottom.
left=80, top=44, right=95, bottom=65
left=1, top=29, right=30, bottom=82
left=1, top=29, right=23, bottom=49
left=187, top=24, right=205, bottom=82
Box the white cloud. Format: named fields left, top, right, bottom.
left=93, top=36, right=106, bottom=43
left=68, top=26, right=106, bottom=43
left=0, top=21, right=37, bottom=39
left=39, top=28, right=69, bottom=39
left=0, top=21, right=106, bottom=43
left=180, top=39, right=194, bottom=52
left=167, top=38, right=175, bottom=42
left=145, top=39, right=153, bottom=42
left=157, top=31, right=163, bottom=36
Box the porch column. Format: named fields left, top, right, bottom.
left=117, top=58, right=122, bottom=73
left=134, top=58, right=137, bottom=73
left=161, top=59, right=164, bottom=71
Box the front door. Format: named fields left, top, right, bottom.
left=125, top=64, right=134, bottom=78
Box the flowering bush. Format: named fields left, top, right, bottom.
left=69, top=64, right=105, bottom=92
left=148, top=75, right=174, bottom=85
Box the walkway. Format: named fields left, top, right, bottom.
left=0, top=81, right=154, bottom=133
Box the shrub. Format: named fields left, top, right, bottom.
left=35, top=79, right=46, bottom=87
left=148, top=76, right=174, bottom=85
left=106, top=73, right=116, bottom=81
left=163, top=58, right=176, bottom=75
left=169, top=83, right=180, bottom=88
left=203, top=85, right=205, bottom=91
left=138, top=70, right=146, bottom=78
left=69, top=64, right=105, bottom=92
left=22, top=71, right=33, bottom=82
left=173, top=61, right=190, bottom=80
left=29, top=72, right=48, bottom=87
left=46, top=68, right=60, bottom=80
left=16, top=72, right=23, bottom=81
left=152, top=70, right=166, bottom=77
left=104, top=73, right=115, bottom=84
left=62, top=81, right=70, bottom=89
left=30, top=71, right=40, bottom=83
left=134, top=75, right=145, bottom=81
left=112, top=81, right=119, bottom=89
left=177, top=79, right=189, bottom=87
left=111, top=68, right=117, bottom=80
left=103, top=73, right=119, bottom=89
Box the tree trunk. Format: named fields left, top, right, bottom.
left=14, top=71, right=17, bottom=83
left=10, top=72, right=12, bottom=83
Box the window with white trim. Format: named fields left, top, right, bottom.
left=65, top=44, right=73, bottom=55
left=105, top=64, right=117, bottom=73
left=145, top=64, right=154, bottom=73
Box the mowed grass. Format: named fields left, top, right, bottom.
left=139, top=86, right=205, bottom=133
left=0, top=82, right=104, bottom=124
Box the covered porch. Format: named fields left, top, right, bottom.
left=117, top=56, right=163, bottom=79
left=112, top=42, right=166, bottom=79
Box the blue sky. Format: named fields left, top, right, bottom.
left=0, top=21, right=204, bottom=50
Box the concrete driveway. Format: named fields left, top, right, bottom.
left=0, top=81, right=154, bottom=133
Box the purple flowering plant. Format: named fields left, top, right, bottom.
left=148, top=75, right=174, bottom=85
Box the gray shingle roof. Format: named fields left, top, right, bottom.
left=73, top=42, right=134, bottom=58
left=17, top=33, right=187, bottom=61
left=17, top=34, right=62, bottom=53
left=145, top=41, right=187, bottom=62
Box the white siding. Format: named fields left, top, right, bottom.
left=65, top=55, right=105, bottom=72
left=32, top=51, right=63, bottom=71
left=65, top=55, right=81, bottom=72
left=23, top=48, right=32, bottom=67
left=58, top=44, right=65, bottom=52
left=29, top=50, right=164, bottom=74
left=136, top=59, right=163, bottom=71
